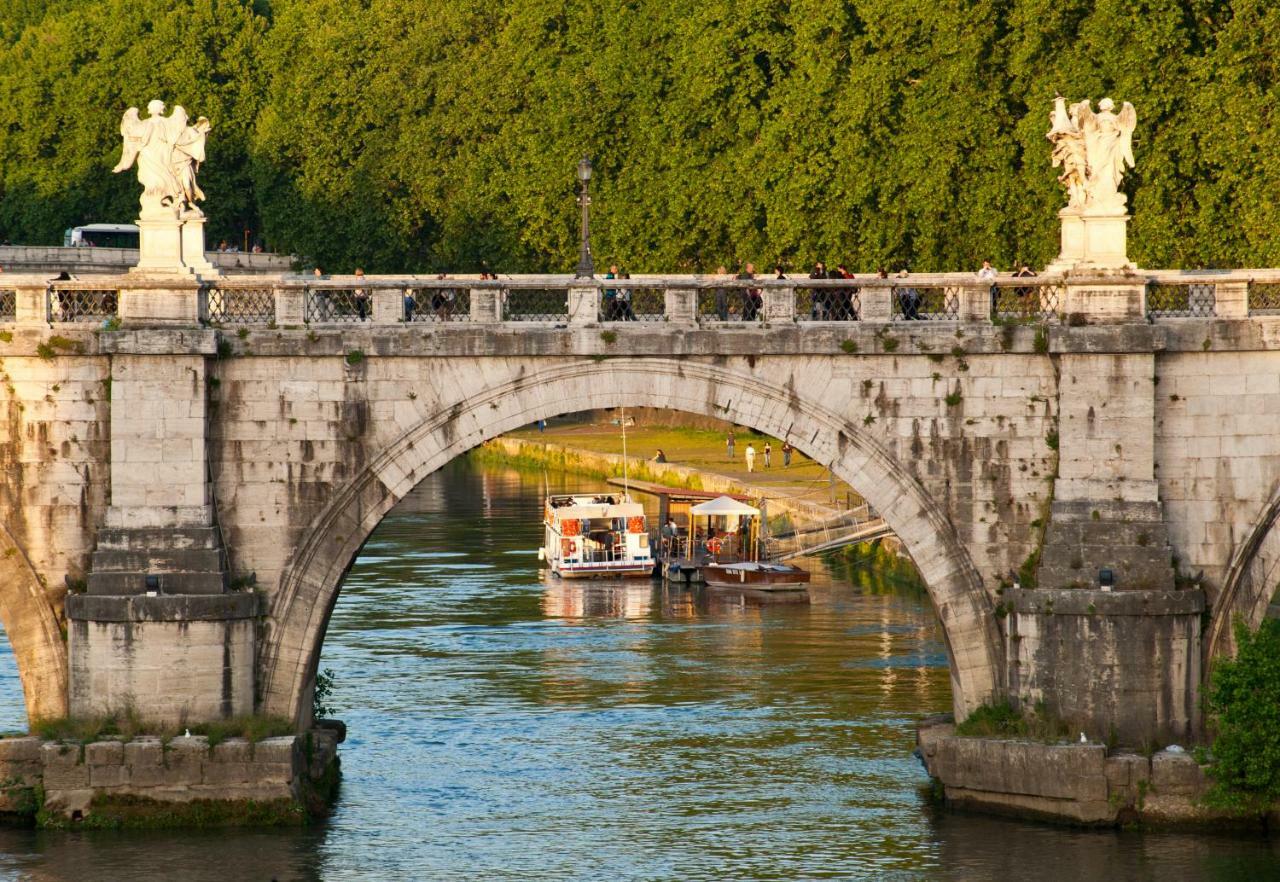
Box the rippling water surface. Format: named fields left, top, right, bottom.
left=0, top=459, right=1274, bottom=880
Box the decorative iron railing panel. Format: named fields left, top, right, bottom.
left=1247, top=282, right=1280, bottom=315
left=796, top=288, right=861, bottom=321
left=992, top=283, right=1062, bottom=322
left=0, top=289, right=15, bottom=321
left=601, top=287, right=664, bottom=321
left=49, top=287, right=117, bottom=322
left=305, top=287, right=372, bottom=323
left=891, top=286, right=959, bottom=321
left=1146, top=283, right=1215, bottom=318
left=503, top=288, right=569, bottom=322
left=207, top=286, right=275, bottom=324
left=406, top=287, right=470, bottom=322
left=697, top=288, right=762, bottom=322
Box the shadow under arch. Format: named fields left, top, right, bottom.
left=0, top=521, right=68, bottom=723
left=1207, top=479, right=1280, bottom=667
left=258, top=357, right=1004, bottom=725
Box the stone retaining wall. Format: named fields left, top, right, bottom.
left=0, top=729, right=339, bottom=824
left=916, top=718, right=1271, bottom=828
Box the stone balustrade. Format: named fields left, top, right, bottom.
left=5, top=270, right=1280, bottom=328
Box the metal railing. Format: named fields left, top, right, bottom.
left=697, top=287, right=762, bottom=322
left=10, top=271, right=1278, bottom=328
left=503, top=287, right=569, bottom=322
left=406, top=287, right=470, bottom=322
left=992, top=281, right=1061, bottom=322
left=892, top=285, right=959, bottom=321
left=49, top=285, right=117, bottom=322
left=601, top=287, right=664, bottom=321
left=1146, top=282, right=1215, bottom=318
left=796, top=286, right=861, bottom=321
left=1248, top=282, right=1280, bottom=315
left=305, top=286, right=371, bottom=323
left=207, top=284, right=275, bottom=324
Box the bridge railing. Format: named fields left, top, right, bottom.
left=17, top=270, right=1280, bottom=328
left=0, top=287, right=15, bottom=322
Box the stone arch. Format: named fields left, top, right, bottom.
left=0, top=521, right=68, bottom=722
left=1206, top=479, right=1280, bottom=666
left=258, top=358, right=1003, bottom=725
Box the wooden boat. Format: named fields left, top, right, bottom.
left=540, top=493, right=653, bottom=579
left=702, top=560, right=811, bottom=591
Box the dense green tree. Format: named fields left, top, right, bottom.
left=1, top=1, right=1278, bottom=274
left=0, top=0, right=269, bottom=247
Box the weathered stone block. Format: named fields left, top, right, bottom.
left=0, top=737, right=43, bottom=764
left=41, top=743, right=88, bottom=790
left=202, top=762, right=251, bottom=786
left=933, top=737, right=1108, bottom=803
left=211, top=738, right=252, bottom=764
left=89, top=763, right=129, bottom=788
left=85, top=740, right=124, bottom=766
left=253, top=736, right=298, bottom=766
left=1151, top=751, right=1205, bottom=797
left=252, top=763, right=296, bottom=785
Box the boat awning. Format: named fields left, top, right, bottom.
left=690, top=496, right=759, bottom=517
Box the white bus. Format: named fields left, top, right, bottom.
left=63, top=224, right=140, bottom=249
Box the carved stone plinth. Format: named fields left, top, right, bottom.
left=131, top=218, right=193, bottom=277
left=1048, top=211, right=1131, bottom=272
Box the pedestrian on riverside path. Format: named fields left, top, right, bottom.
left=763, top=442, right=772, bottom=469
left=782, top=441, right=792, bottom=468
left=745, top=443, right=756, bottom=473
left=726, top=431, right=736, bottom=461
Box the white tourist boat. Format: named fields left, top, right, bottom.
left=540, top=493, right=653, bottom=579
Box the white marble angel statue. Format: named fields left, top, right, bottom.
left=112, top=100, right=211, bottom=218
left=1045, top=96, right=1136, bottom=214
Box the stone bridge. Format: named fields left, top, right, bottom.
left=1, top=271, right=1279, bottom=745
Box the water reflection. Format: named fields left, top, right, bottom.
left=0, top=458, right=1271, bottom=879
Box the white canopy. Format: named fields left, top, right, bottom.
left=690, top=495, right=759, bottom=517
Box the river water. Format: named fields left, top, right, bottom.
left=0, top=459, right=1275, bottom=880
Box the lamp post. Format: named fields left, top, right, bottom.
left=575, top=156, right=594, bottom=278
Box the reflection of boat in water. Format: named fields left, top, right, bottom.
left=702, top=560, right=811, bottom=592
left=540, top=493, right=652, bottom=578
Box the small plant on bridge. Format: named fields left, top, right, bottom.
left=944, top=391, right=963, bottom=407
left=957, top=700, right=1070, bottom=742
left=313, top=668, right=338, bottom=720
left=599, top=330, right=617, bottom=345
left=345, top=349, right=365, bottom=366
left=840, top=339, right=858, bottom=354
left=1199, top=618, right=1280, bottom=814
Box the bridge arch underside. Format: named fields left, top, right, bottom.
left=1209, top=483, right=1280, bottom=663
left=0, top=522, right=68, bottom=723
left=259, top=358, right=1003, bottom=725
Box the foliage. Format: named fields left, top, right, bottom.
left=31, top=711, right=292, bottom=744
left=956, top=700, right=1070, bottom=741
left=5, top=2, right=1280, bottom=272
left=313, top=667, right=337, bottom=720
left=1201, top=618, right=1280, bottom=813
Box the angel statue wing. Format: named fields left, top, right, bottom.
left=1117, top=101, right=1137, bottom=172
left=111, top=107, right=142, bottom=173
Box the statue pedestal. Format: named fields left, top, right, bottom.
left=1047, top=210, right=1131, bottom=273
left=180, top=213, right=219, bottom=278
left=131, top=218, right=194, bottom=277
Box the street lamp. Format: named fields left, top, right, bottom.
left=575, top=156, right=594, bottom=278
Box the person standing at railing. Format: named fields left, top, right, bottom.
left=897, top=269, right=921, bottom=320
left=738, top=263, right=762, bottom=321
left=352, top=267, right=369, bottom=319
left=977, top=259, right=998, bottom=315
left=616, top=272, right=636, bottom=320
left=835, top=263, right=856, bottom=320
left=1012, top=263, right=1037, bottom=314
left=809, top=262, right=830, bottom=320
left=713, top=265, right=731, bottom=320
left=430, top=273, right=456, bottom=321
left=603, top=264, right=620, bottom=320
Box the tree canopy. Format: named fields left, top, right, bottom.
left=1, top=0, right=1278, bottom=273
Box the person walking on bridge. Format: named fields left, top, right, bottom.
left=763, top=441, right=772, bottom=469
left=726, top=430, right=736, bottom=461
left=745, top=442, right=756, bottom=473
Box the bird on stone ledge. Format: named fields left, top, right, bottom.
left=1080, top=732, right=1087, bottom=743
